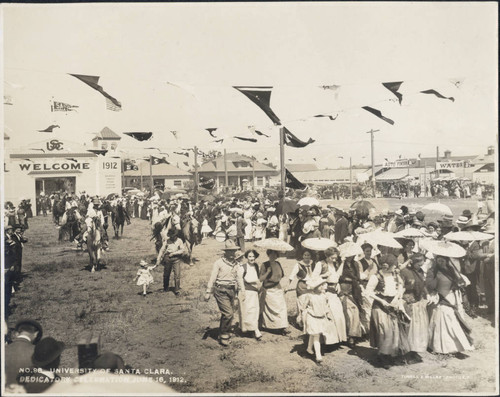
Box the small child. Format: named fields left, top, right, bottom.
left=134, top=259, right=157, bottom=297
left=200, top=218, right=213, bottom=239
left=303, top=277, right=333, bottom=364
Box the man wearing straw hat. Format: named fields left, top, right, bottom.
left=204, top=240, right=245, bottom=346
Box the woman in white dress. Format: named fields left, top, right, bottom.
left=243, top=208, right=254, bottom=241
left=238, top=249, right=263, bottom=340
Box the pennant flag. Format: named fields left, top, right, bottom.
left=150, top=156, right=170, bottom=165
left=183, top=161, right=189, bottom=167
left=420, top=89, right=455, bottom=102
left=123, top=132, right=153, bottom=141
left=174, top=151, right=190, bottom=157
left=66, top=158, right=78, bottom=163
left=124, top=160, right=139, bottom=171
left=285, top=169, right=307, bottom=190
left=248, top=125, right=270, bottom=137
left=170, top=130, right=178, bottom=139
left=37, top=125, right=60, bottom=133
left=205, top=128, right=218, bottom=137
left=199, top=176, right=215, bottom=190
left=144, top=147, right=161, bottom=152
left=234, top=136, right=258, bottom=143
left=338, top=156, right=344, bottom=159
left=51, top=100, right=79, bottom=112
left=313, top=114, right=338, bottom=120
left=69, top=74, right=122, bottom=111
left=213, top=138, right=224, bottom=144
left=105, top=97, right=122, bottom=111
left=362, top=106, right=395, bottom=125
left=233, top=86, right=281, bottom=125
left=283, top=127, right=315, bottom=148
left=87, top=149, right=108, bottom=156
left=382, top=82, right=403, bottom=104
left=4, top=95, right=13, bottom=105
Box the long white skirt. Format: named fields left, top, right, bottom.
left=407, top=300, right=429, bottom=353
left=239, top=289, right=260, bottom=332
left=260, top=287, right=289, bottom=329
left=428, top=304, right=474, bottom=354
left=323, top=292, right=347, bottom=344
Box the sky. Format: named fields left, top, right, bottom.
left=2, top=2, right=498, bottom=170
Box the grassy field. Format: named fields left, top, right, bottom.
left=6, top=198, right=497, bottom=394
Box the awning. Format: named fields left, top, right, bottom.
left=376, top=167, right=426, bottom=182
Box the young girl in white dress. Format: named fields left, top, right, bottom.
left=134, top=259, right=157, bottom=296
left=200, top=218, right=213, bottom=239
left=303, top=277, right=333, bottom=364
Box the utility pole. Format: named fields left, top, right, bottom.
left=252, top=158, right=256, bottom=190
left=280, top=126, right=286, bottom=196
left=366, top=129, right=380, bottom=198
left=194, top=146, right=199, bottom=203
left=149, top=155, right=154, bottom=193
left=224, top=149, right=228, bottom=192
left=349, top=156, right=353, bottom=199
left=140, top=161, right=143, bottom=190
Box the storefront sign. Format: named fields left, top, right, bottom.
left=19, top=162, right=91, bottom=171
left=383, top=159, right=410, bottom=168
left=436, top=161, right=473, bottom=169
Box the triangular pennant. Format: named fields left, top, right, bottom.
left=199, top=176, right=215, bottom=190
left=151, top=156, right=170, bottom=165
left=420, top=89, right=455, bottom=102
left=362, top=106, right=395, bottom=125
left=69, top=74, right=122, bottom=110
left=233, top=86, right=281, bottom=125
left=183, top=161, right=189, bottom=167
left=37, top=125, right=60, bottom=133
left=382, top=81, right=403, bottom=105
left=87, top=149, right=108, bottom=156
left=283, top=127, right=315, bottom=148
left=234, top=136, right=258, bottom=143
left=285, top=169, right=307, bottom=190
left=170, top=130, right=178, bottom=139
left=213, top=138, right=224, bottom=144
left=205, top=128, right=218, bottom=137
left=174, top=151, right=190, bottom=157
left=123, top=132, right=153, bottom=141
left=313, top=114, right=338, bottom=121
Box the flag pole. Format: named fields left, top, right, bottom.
left=280, top=126, right=285, bottom=196
left=194, top=146, right=199, bottom=203
left=224, top=149, right=228, bottom=192
left=149, top=155, right=154, bottom=193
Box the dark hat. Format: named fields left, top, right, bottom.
left=462, top=209, right=472, bottom=219
left=15, top=319, right=43, bottom=343
left=400, top=206, right=409, bottom=215
left=93, top=352, right=125, bottom=371
left=32, top=337, right=65, bottom=367
left=415, top=211, right=425, bottom=221
left=361, top=242, right=373, bottom=251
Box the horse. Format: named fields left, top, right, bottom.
left=52, top=195, right=66, bottom=225
left=111, top=204, right=126, bottom=238
left=58, top=208, right=81, bottom=242
left=86, top=216, right=103, bottom=273
left=179, top=215, right=200, bottom=264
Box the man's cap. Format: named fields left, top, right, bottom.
left=32, top=337, right=65, bottom=367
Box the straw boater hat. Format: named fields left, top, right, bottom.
left=222, top=239, right=239, bottom=251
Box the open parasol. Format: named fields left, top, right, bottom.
left=357, top=230, right=402, bottom=249
left=421, top=202, right=453, bottom=220
left=443, top=231, right=494, bottom=242
left=254, top=238, right=294, bottom=252
left=350, top=200, right=375, bottom=217
left=338, top=241, right=363, bottom=258
left=301, top=238, right=337, bottom=251
left=423, top=240, right=466, bottom=258
left=394, top=228, right=426, bottom=238
left=297, top=197, right=320, bottom=207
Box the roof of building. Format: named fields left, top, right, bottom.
left=198, top=152, right=277, bottom=174
left=123, top=160, right=192, bottom=177
left=471, top=153, right=495, bottom=165
left=9, top=138, right=97, bottom=158
left=473, top=163, right=495, bottom=173
left=92, top=126, right=121, bottom=141
left=293, top=168, right=370, bottom=183
left=376, top=167, right=428, bottom=181
left=285, top=163, right=318, bottom=172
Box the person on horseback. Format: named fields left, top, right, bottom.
left=59, top=202, right=82, bottom=242
left=75, top=198, right=109, bottom=250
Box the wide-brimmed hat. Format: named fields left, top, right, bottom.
left=234, top=250, right=245, bottom=260
left=462, top=209, right=473, bottom=219
left=306, top=276, right=328, bottom=290
left=32, top=337, right=65, bottom=367
left=437, top=214, right=454, bottom=226
left=456, top=216, right=470, bottom=226
left=222, top=239, right=239, bottom=251
left=482, top=222, right=496, bottom=234
left=139, top=260, right=149, bottom=267
left=15, top=319, right=43, bottom=343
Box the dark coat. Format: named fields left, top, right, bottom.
left=5, top=338, right=35, bottom=386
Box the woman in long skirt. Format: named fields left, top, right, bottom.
left=319, top=247, right=347, bottom=345
left=426, top=255, right=474, bottom=355
left=357, top=243, right=379, bottom=335
left=339, top=254, right=363, bottom=347
left=259, top=250, right=290, bottom=335
left=238, top=249, right=263, bottom=340
left=365, top=254, right=409, bottom=369
left=400, top=252, right=429, bottom=359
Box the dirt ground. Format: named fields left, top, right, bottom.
left=5, top=198, right=498, bottom=394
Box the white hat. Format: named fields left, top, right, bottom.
left=306, top=276, right=328, bottom=290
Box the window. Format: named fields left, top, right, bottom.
left=257, top=176, right=264, bottom=186
left=101, top=142, right=108, bottom=150
left=174, top=180, right=182, bottom=187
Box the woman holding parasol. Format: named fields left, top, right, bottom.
left=425, top=241, right=474, bottom=355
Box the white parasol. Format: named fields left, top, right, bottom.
left=394, top=228, right=426, bottom=238
left=297, top=197, right=320, bottom=207
left=338, top=241, right=363, bottom=258
left=301, top=238, right=337, bottom=251
left=254, top=238, right=294, bottom=252
left=421, top=202, right=453, bottom=217
left=423, top=240, right=466, bottom=258
left=443, top=231, right=494, bottom=242
left=356, top=230, right=403, bottom=249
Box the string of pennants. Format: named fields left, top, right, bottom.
left=4, top=70, right=460, bottom=148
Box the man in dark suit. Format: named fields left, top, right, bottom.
left=10, top=224, right=28, bottom=291
left=235, top=212, right=247, bottom=252
left=4, top=319, right=43, bottom=387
